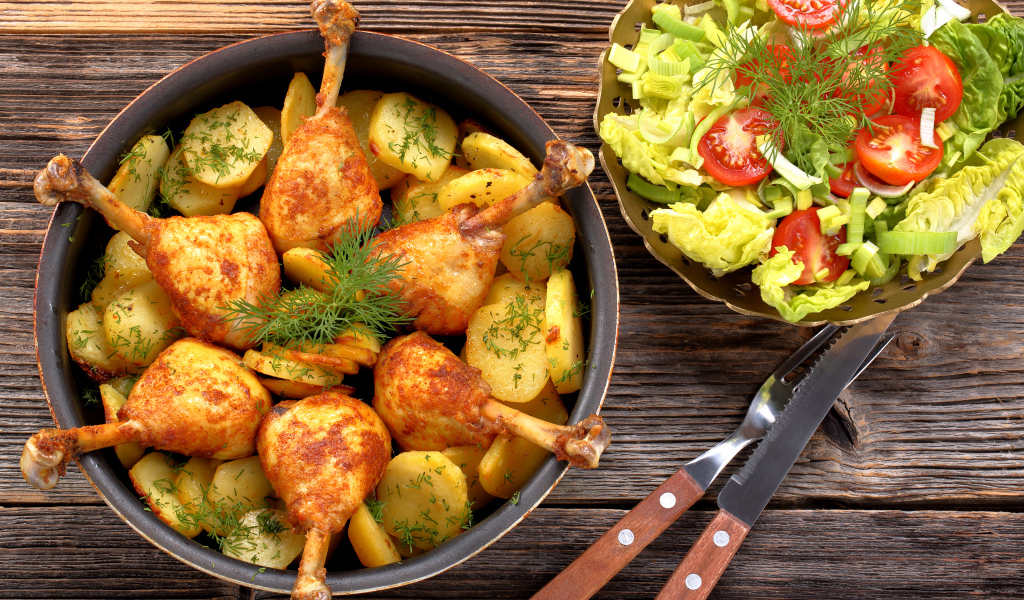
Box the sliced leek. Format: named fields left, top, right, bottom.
left=876, top=231, right=958, bottom=255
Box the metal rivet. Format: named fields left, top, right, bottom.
left=618, top=529, right=635, bottom=546
left=660, top=492, right=677, bottom=508
left=713, top=530, right=730, bottom=547
left=685, top=574, right=702, bottom=590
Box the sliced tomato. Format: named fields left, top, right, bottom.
left=834, top=46, right=890, bottom=117
left=766, top=0, right=840, bottom=29
left=828, top=161, right=858, bottom=198
left=735, top=45, right=793, bottom=107
left=855, top=115, right=943, bottom=186
left=697, top=107, right=780, bottom=187
left=891, top=45, right=964, bottom=122
left=769, top=208, right=849, bottom=285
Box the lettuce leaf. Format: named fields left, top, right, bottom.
left=650, top=193, right=774, bottom=276
left=598, top=113, right=704, bottom=187
left=752, top=249, right=870, bottom=322
left=968, top=13, right=1024, bottom=125
left=894, top=137, right=1024, bottom=278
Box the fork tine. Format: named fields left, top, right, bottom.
left=770, top=324, right=840, bottom=382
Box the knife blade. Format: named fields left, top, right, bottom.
left=654, top=312, right=897, bottom=600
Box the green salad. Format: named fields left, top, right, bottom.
left=600, top=0, right=1024, bottom=321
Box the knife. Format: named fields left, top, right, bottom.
left=654, top=312, right=897, bottom=599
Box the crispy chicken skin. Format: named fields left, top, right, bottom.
left=145, top=212, right=281, bottom=351
left=370, top=204, right=504, bottom=335
left=373, top=331, right=497, bottom=451
left=259, top=108, right=381, bottom=254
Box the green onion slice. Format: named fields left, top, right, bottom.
left=876, top=231, right=958, bottom=255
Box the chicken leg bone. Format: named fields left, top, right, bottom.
left=480, top=400, right=610, bottom=469
left=311, top=0, right=359, bottom=114
left=293, top=527, right=332, bottom=600
left=461, top=140, right=595, bottom=233
left=21, top=422, right=142, bottom=490
left=34, top=154, right=152, bottom=245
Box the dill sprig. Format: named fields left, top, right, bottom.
left=220, top=220, right=413, bottom=347
left=697, top=0, right=921, bottom=175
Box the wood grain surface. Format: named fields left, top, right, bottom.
left=1, top=1, right=1023, bottom=599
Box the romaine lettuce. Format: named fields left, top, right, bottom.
left=650, top=193, right=774, bottom=276
left=751, top=249, right=870, bottom=322
left=598, top=113, right=704, bottom=187
left=894, top=138, right=1024, bottom=278
left=968, top=13, right=1024, bottom=126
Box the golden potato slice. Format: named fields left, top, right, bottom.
left=106, top=134, right=171, bottom=212
left=437, top=168, right=532, bottom=213
left=461, top=132, right=539, bottom=179
left=103, top=280, right=182, bottom=367
left=348, top=501, right=402, bottom=568
left=223, top=508, right=306, bottom=569
left=252, top=106, right=284, bottom=178
left=337, top=90, right=405, bottom=190
left=160, top=145, right=241, bottom=216
left=334, top=323, right=383, bottom=354
left=281, top=72, right=317, bottom=145
left=179, top=101, right=273, bottom=188
left=98, top=383, right=144, bottom=468
left=442, top=445, right=494, bottom=511
left=238, top=157, right=268, bottom=197
left=390, top=164, right=469, bottom=225
left=104, top=231, right=149, bottom=275
left=465, top=301, right=549, bottom=404
left=90, top=268, right=153, bottom=312
left=129, top=452, right=202, bottom=538
left=545, top=269, right=586, bottom=394
left=376, top=451, right=470, bottom=552
left=173, top=456, right=221, bottom=522
left=479, top=382, right=568, bottom=499
left=281, top=247, right=334, bottom=291
left=66, top=303, right=135, bottom=382
left=500, top=201, right=576, bottom=283
left=207, top=456, right=275, bottom=536
left=242, top=348, right=346, bottom=387
left=455, top=119, right=493, bottom=168
left=257, top=377, right=354, bottom=399
left=484, top=273, right=546, bottom=308
left=368, top=92, right=457, bottom=182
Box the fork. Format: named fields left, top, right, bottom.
left=530, top=324, right=893, bottom=600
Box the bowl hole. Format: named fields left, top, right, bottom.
left=873, top=298, right=887, bottom=304
left=658, top=233, right=668, bottom=244
left=977, top=12, right=986, bottom=22
left=839, top=305, right=853, bottom=311
left=932, top=266, right=943, bottom=275
left=993, top=130, right=1003, bottom=138
left=681, top=256, right=692, bottom=266
left=737, top=282, right=752, bottom=291
left=635, top=21, right=643, bottom=31
left=871, top=287, right=883, bottom=297
left=1008, top=129, right=1017, bottom=139
left=900, top=274, right=912, bottom=285
left=613, top=96, right=622, bottom=108
left=641, top=209, right=650, bottom=221
left=733, top=287, right=746, bottom=298
left=623, top=103, right=633, bottom=115
left=706, top=273, right=718, bottom=282
left=902, top=284, right=917, bottom=291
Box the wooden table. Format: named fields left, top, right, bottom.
left=2, top=1, right=1023, bottom=598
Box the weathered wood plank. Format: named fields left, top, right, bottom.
left=2, top=505, right=1022, bottom=599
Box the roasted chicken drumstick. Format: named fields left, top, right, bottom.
left=21, top=338, right=272, bottom=490
left=370, top=140, right=594, bottom=335
left=34, top=155, right=281, bottom=351
left=258, top=390, right=391, bottom=600
left=373, top=332, right=610, bottom=469
left=259, top=0, right=381, bottom=254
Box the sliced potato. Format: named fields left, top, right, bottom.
left=500, top=201, right=576, bottom=283
left=484, top=273, right=546, bottom=308
left=66, top=302, right=134, bottom=382
left=281, top=72, right=317, bottom=145
left=98, top=383, right=144, bottom=468
left=278, top=347, right=360, bottom=375
left=238, top=157, right=268, bottom=197
left=90, top=268, right=153, bottom=312
left=252, top=105, right=284, bottom=178
left=242, top=348, right=346, bottom=387
left=257, top=376, right=349, bottom=399
left=283, top=341, right=375, bottom=369
left=337, top=89, right=405, bottom=190
left=160, top=144, right=241, bottom=216
left=479, top=383, right=568, bottom=499
left=179, top=100, right=272, bottom=188
left=222, top=508, right=306, bottom=568
left=173, top=456, right=222, bottom=531
left=437, top=168, right=532, bottom=213
left=390, top=164, right=469, bottom=225
left=465, top=302, right=549, bottom=404
left=207, top=456, right=275, bottom=536
left=376, top=451, right=469, bottom=552
left=545, top=269, right=586, bottom=394
left=368, top=92, right=457, bottom=182
left=281, top=247, right=334, bottom=291
left=106, top=134, right=171, bottom=212
left=461, top=132, right=539, bottom=179
left=442, top=445, right=494, bottom=511
left=129, top=452, right=202, bottom=538
left=348, top=501, right=402, bottom=568
left=104, top=231, right=149, bottom=275
left=103, top=280, right=182, bottom=367
left=334, top=323, right=383, bottom=354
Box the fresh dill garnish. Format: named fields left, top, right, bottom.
left=220, top=219, right=413, bottom=347
left=78, top=253, right=110, bottom=301
left=366, top=498, right=386, bottom=525
left=695, top=0, right=921, bottom=176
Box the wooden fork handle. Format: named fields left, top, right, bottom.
left=655, top=509, right=751, bottom=600
left=530, top=468, right=704, bottom=600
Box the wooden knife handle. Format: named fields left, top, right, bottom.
left=530, top=468, right=704, bottom=600
left=654, top=509, right=750, bottom=600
